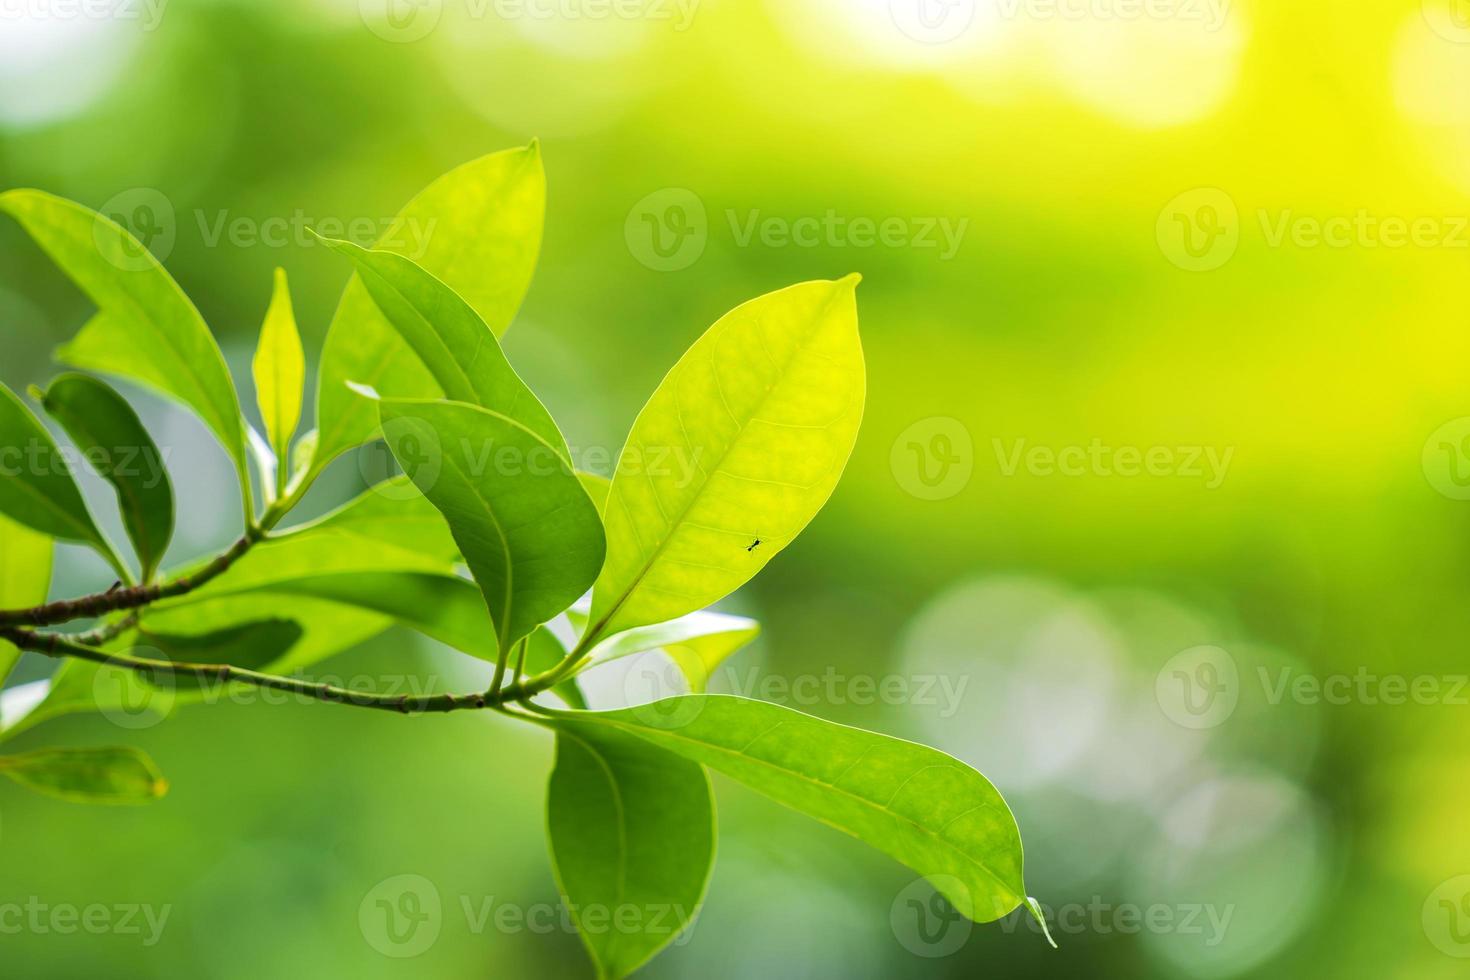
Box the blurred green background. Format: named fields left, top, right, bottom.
left=3, top=0, right=1469, bottom=976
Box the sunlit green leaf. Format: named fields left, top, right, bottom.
left=251, top=267, right=305, bottom=476
left=564, top=695, right=1033, bottom=926
left=0, top=746, right=168, bottom=805
left=547, top=721, right=714, bottom=978
left=0, top=381, right=120, bottom=574
left=318, top=237, right=566, bottom=457
left=312, top=143, right=545, bottom=478
left=40, top=373, right=175, bottom=580
left=588, top=278, right=864, bottom=640
left=0, top=190, right=246, bottom=471
left=0, top=514, right=51, bottom=686
left=376, top=397, right=605, bottom=655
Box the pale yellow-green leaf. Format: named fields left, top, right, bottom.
left=0, top=514, right=51, bottom=686
left=588, top=277, right=865, bottom=640
left=252, top=267, right=305, bottom=468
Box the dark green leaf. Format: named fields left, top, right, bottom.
left=547, top=721, right=714, bottom=978
left=318, top=237, right=566, bottom=457
left=376, top=397, right=605, bottom=655
left=563, top=695, right=1035, bottom=926
left=139, top=618, right=304, bottom=691
left=40, top=373, right=175, bottom=580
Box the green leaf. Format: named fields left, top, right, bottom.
left=251, top=268, right=305, bottom=477
left=562, top=695, right=1032, bottom=925
left=0, top=746, right=168, bottom=805
left=312, top=143, right=545, bottom=478
left=547, top=721, right=714, bottom=979
left=579, top=610, right=759, bottom=692
left=0, top=190, right=246, bottom=472
left=588, top=278, right=865, bottom=641
left=0, top=381, right=122, bottom=575
left=39, top=373, right=175, bottom=580
left=0, top=514, right=51, bottom=686
left=140, top=618, right=304, bottom=691
left=317, top=237, right=567, bottom=457
left=376, top=397, right=605, bottom=655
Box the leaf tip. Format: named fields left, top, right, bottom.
left=1026, top=897, right=1058, bottom=949
left=837, top=272, right=862, bottom=290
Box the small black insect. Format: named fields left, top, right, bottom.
left=747, top=539, right=761, bottom=552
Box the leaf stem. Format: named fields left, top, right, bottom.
left=0, top=531, right=260, bottom=629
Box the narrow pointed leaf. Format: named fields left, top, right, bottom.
left=547, top=722, right=714, bottom=979
left=578, top=610, right=759, bottom=693
left=312, top=143, right=545, bottom=476
left=0, top=746, right=168, bottom=805
left=0, top=190, right=246, bottom=469
left=252, top=268, right=305, bottom=469
left=318, top=238, right=568, bottom=458
left=375, top=397, right=605, bottom=654
left=0, top=514, right=51, bottom=686
left=589, top=278, right=865, bottom=640
left=564, top=695, right=1031, bottom=924
left=40, top=373, right=175, bottom=580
